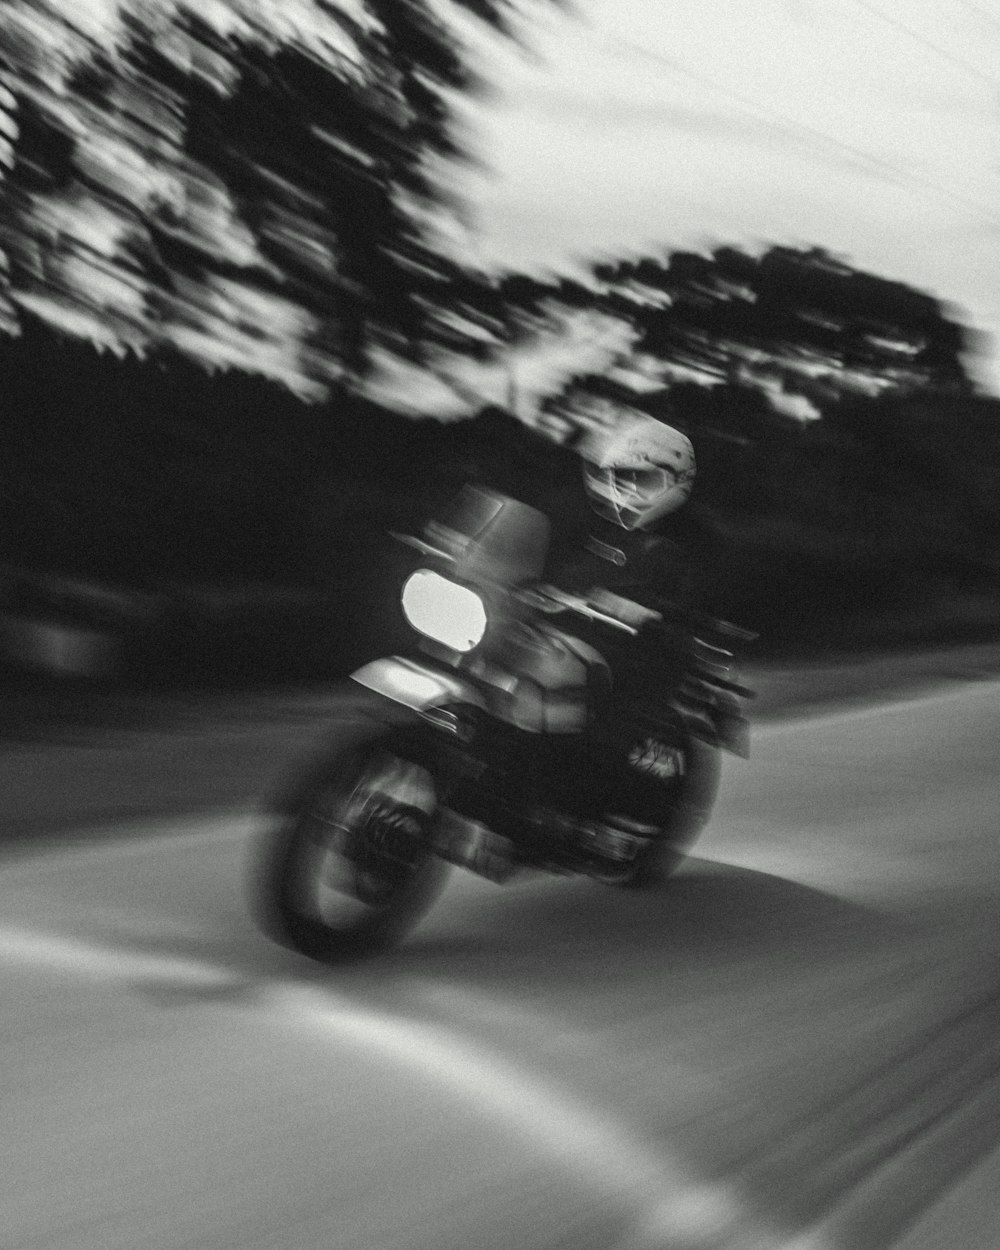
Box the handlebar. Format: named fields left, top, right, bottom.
left=517, top=585, right=658, bottom=635
left=523, top=584, right=757, bottom=650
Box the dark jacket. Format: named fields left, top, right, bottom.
left=552, top=503, right=724, bottom=615
left=547, top=502, right=728, bottom=721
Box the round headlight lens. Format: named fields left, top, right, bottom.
left=401, top=569, right=488, bottom=653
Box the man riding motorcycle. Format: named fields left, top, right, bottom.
left=254, top=405, right=753, bottom=960
left=550, top=407, right=723, bottom=838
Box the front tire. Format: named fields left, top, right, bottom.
left=252, top=731, right=450, bottom=962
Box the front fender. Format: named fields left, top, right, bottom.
left=352, top=656, right=486, bottom=722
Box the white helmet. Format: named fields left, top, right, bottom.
left=579, top=409, right=695, bottom=531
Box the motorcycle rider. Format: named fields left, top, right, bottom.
left=550, top=405, right=720, bottom=836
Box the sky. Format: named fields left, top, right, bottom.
left=439, top=0, right=1000, bottom=398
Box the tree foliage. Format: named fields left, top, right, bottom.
left=0, top=0, right=547, bottom=395
left=450, top=244, right=974, bottom=432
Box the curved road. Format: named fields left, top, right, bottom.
left=2, top=678, right=999, bottom=1249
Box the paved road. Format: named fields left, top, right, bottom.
left=2, top=679, right=999, bottom=1248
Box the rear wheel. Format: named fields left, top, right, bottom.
left=253, top=733, right=450, bottom=962
left=616, top=733, right=721, bottom=889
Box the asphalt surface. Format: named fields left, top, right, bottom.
left=2, top=659, right=999, bottom=1247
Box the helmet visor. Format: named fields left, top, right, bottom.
left=614, top=466, right=674, bottom=500
left=583, top=461, right=688, bottom=529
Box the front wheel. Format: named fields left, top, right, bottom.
left=616, top=733, right=721, bottom=890
left=252, top=732, right=450, bottom=962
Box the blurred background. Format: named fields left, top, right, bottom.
left=4, top=7, right=1000, bottom=1249
left=0, top=0, right=998, bottom=701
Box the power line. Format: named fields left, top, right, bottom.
left=603, top=35, right=1000, bottom=233
left=846, top=0, right=1000, bottom=90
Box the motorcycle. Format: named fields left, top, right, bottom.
left=253, top=485, right=756, bottom=962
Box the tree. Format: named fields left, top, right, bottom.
left=0, top=0, right=553, bottom=396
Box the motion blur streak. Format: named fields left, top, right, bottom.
left=0, top=813, right=257, bottom=870
left=0, top=925, right=239, bottom=988
left=0, top=918, right=800, bottom=1247
left=0, top=914, right=775, bottom=1247
left=757, top=680, right=988, bottom=738
left=279, top=984, right=820, bottom=1250
left=0, top=910, right=818, bottom=1250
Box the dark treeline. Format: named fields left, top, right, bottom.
left=3, top=298, right=999, bottom=667
left=0, top=314, right=571, bottom=582
left=2, top=1, right=999, bottom=679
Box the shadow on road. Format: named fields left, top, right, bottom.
left=100, top=856, right=901, bottom=1014
left=371, top=858, right=907, bottom=994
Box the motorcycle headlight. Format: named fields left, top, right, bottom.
left=401, top=569, right=488, bottom=653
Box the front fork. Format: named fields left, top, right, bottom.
left=351, top=656, right=518, bottom=882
